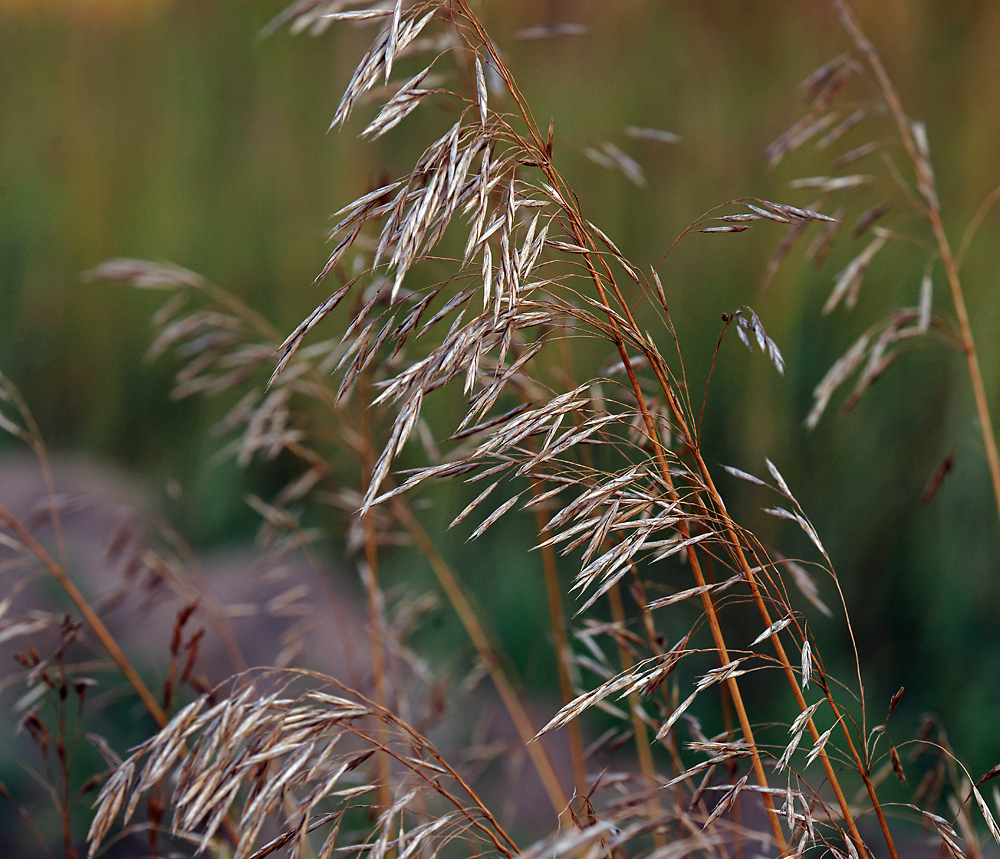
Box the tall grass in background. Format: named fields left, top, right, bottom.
left=2, top=1, right=1000, bottom=858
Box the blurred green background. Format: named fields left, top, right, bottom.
left=2, top=0, right=1000, bottom=827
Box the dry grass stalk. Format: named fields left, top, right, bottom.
left=773, top=0, right=1000, bottom=527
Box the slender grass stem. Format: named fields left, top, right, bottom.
left=358, top=367, right=396, bottom=824
left=653, top=371, right=875, bottom=859
left=0, top=504, right=167, bottom=730
left=832, top=0, right=1000, bottom=527
left=389, top=495, right=572, bottom=823
left=530, top=473, right=590, bottom=798
left=561, top=229, right=789, bottom=851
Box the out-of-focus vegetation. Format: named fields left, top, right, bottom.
left=3, top=0, right=1000, bottom=820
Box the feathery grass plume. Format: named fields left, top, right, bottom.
left=87, top=672, right=520, bottom=859
left=74, top=3, right=1000, bottom=859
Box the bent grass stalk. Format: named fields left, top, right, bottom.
left=830, top=0, right=1000, bottom=527
left=444, top=6, right=900, bottom=854
left=519, top=118, right=794, bottom=844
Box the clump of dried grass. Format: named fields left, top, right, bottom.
left=79, top=0, right=1000, bottom=854
left=89, top=671, right=521, bottom=859
left=4, top=2, right=1000, bottom=859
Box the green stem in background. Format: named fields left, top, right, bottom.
left=530, top=474, right=590, bottom=800
left=832, top=0, right=1000, bottom=527
left=357, top=367, right=395, bottom=823
left=607, top=583, right=669, bottom=851
left=389, top=494, right=572, bottom=823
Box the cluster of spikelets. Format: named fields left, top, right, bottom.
left=3, top=1, right=995, bottom=859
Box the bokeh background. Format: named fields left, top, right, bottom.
left=3, top=0, right=1000, bottom=851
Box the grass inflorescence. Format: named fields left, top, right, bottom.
left=2, top=3, right=999, bottom=859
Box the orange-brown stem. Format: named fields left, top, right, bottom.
left=566, top=246, right=788, bottom=851
left=652, top=365, right=873, bottom=859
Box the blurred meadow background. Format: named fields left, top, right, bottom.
left=3, top=0, right=1000, bottom=848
